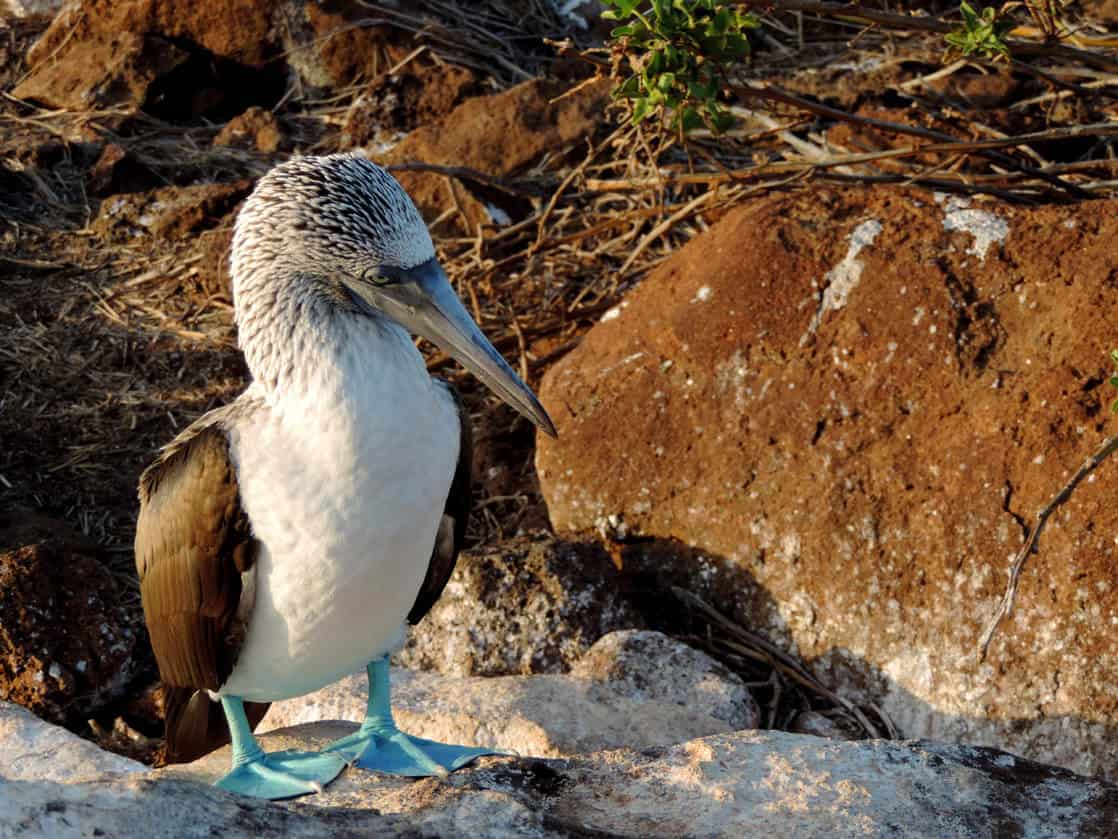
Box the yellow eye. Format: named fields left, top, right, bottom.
left=364, top=265, right=403, bottom=286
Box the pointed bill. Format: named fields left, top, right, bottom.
left=361, top=258, right=557, bottom=438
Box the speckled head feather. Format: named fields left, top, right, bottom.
left=232, top=154, right=433, bottom=285
left=229, top=154, right=436, bottom=389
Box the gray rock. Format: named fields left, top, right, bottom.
left=396, top=536, right=643, bottom=676
left=571, top=629, right=759, bottom=729
left=266, top=632, right=758, bottom=757
left=9, top=722, right=1118, bottom=838
left=788, top=709, right=862, bottom=741
left=0, top=0, right=64, bottom=17
left=0, top=774, right=407, bottom=838
left=0, top=701, right=144, bottom=783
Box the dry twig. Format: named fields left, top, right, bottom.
left=978, top=434, right=1118, bottom=660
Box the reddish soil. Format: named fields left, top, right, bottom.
left=0, top=510, right=141, bottom=727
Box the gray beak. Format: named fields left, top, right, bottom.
left=362, top=258, right=557, bottom=438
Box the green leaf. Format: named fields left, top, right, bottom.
left=960, top=1, right=980, bottom=28
left=679, top=105, right=704, bottom=133
left=616, top=75, right=642, bottom=97
left=707, top=7, right=730, bottom=36
left=688, top=77, right=716, bottom=99
left=708, top=105, right=734, bottom=134
left=631, top=98, right=651, bottom=124
left=608, top=0, right=642, bottom=15
left=724, top=32, right=751, bottom=58
left=737, top=11, right=761, bottom=29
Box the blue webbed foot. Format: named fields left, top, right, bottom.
left=323, top=656, right=496, bottom=777
left=213, top=694, right=345, bottom=800
left=214, top=749, right=347, bottom=800
left=326, top=722, right=494, bottom=776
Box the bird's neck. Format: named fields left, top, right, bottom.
left=234, top=273, right=425, bottom=405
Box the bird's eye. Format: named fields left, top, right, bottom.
left=363, top=266, right=401, bottom=286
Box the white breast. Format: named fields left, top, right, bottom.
left=219, top=322, right=459, bottom=702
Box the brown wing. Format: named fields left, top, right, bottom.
left=408, top=381, right=472, bottom=625
left=135, top=418, right=267, bottom=763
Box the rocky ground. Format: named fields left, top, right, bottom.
left=2, top=0, right=1118, bottom=835
left=6, top=645, right=1118, bottom=836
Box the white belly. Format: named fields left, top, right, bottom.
left=219, top=331, right=459, bottom=702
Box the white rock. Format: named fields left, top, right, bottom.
left=10, top=724, right=1116, bottom=838
left=264, top=631, right=759, bottom=757
left=0, top=701, right=144, bottom=783
left=0, top=0, right=64, bottom=18
left=570, top=629, right=759, bottom=728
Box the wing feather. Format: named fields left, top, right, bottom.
left=136, top=423, right=255, bottom=689
left=135, top=409, right=267, bottom=763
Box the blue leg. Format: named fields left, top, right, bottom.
left=213, top=696, right=346, bottom=799
left=324, top=657, right=496, bottom=776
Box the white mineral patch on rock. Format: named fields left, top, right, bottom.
left=600, top=300, right=629, bottom=322
left=805, top=219, right=883, bottom=338
left=484, top=203, right=511, bottom=226
left=549, top=0, right=597, bottom=29
left=941, top=197, right=1009, bottom=260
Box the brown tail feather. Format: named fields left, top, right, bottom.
left=163, top=686, right=271, bottom=764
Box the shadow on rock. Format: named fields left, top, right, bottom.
left=615, top=536, right=1118, bottom=780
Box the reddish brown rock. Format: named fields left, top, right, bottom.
left=536, top=187, right=1118, bottom=779
left=14, top=0, right=286, bottom=114
left=92, top=180, right=250, bottom=242
left=293, top=1, right=413, bottom=88
left=212, top=106, right=285, bottom=153
left=25, top=0, right=280, bottom=69
left=340, top=64, right=481, bottom=149
left=0, top=511, right=139, bottom=725
left=378, top=77, right=612, bottom=231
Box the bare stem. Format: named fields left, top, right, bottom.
left=978, top=433, right=1118, bottom=660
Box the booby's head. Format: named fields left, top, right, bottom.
left=231, top=153, right=555, bottom=437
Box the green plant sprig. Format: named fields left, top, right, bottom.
left=602, top=0, right=759, bottom=136
left=1108, top=349, right=1118, bottom=413
left=945, top=1, right=1015, bottom=61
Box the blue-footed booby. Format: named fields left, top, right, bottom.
left=135, top=154, right=556, bottom=800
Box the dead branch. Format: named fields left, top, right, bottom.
left=978, top=433, right=1118, bottom=660
left=671, top=586, right=894, bottom=740
left=584, top=121, right=1118, bottom=191
left=734, top=81, right=1093, bottom=199
left=751, top=0, right=1118, bottom=72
